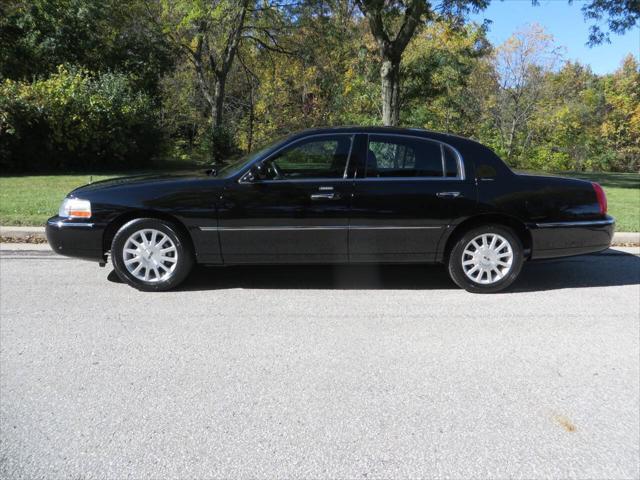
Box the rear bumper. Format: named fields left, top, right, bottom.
left=530, top=216, right=615, bottom=260
left=46, top=217, right=105, bottom=261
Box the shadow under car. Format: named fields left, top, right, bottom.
left=107, top=249, right=640, bottom=293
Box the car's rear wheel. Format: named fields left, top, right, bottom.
left=448, top=225, right=524, bottom=293
left=111, top=218, right=193, bottom=291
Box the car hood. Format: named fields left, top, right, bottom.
left=69, top=169, right=219, bottom=197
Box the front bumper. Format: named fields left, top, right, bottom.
left=530, top=216, right=615, bottom=260
left=46, top=217, right=106, bottom=261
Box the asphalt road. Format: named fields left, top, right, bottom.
left=1, top=246, right=639, bottom=479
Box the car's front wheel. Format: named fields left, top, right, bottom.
left=448, top=225, right=524, bottom=293
left=111, top=218, right=194, bottom=291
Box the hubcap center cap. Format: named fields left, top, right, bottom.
left=478, top=248, right=496, bottom=267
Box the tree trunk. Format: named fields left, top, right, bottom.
left=381, top=58, right=400, bottom=126
left=247, top=84, right=254, bottom=152
left=211, top=74, right=226, bottom=129
left=506, top=118, right=517, bottom=161
left=357, top=0, right=425, bottom=127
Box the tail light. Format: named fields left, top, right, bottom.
left=591, top=182, right=607, bottom=215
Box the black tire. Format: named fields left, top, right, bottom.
left=111, top=218, right=194, bottom=291
left=447, top=224, right=524, bottom=293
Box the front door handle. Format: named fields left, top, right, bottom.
left=310, top=193, right=340, bottom=201
left=436, top=191, right=461, bottom=198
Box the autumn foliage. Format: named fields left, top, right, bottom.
left=1, top=1, right=638, bottom=172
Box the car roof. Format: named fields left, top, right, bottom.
left=282, top=126, right=513, bottom=177
left=288, top=126, right=475, bottom=144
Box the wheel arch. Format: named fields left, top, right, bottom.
left=103, top=210, right=196, bottom=257
left=440, top=214, right=532, bottom=263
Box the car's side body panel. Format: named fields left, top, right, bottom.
left=45, top=126, right=615, bottom=267
left=216, top=179, right=353, bottom=264
left=528, top=220, right=615, bottom=259
left=348, top=178, right=478, bottom=263
left=471, top=166, right=614, bottom=259
left=48, top=174, right=225, bottom=264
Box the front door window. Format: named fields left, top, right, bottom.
left=261, top=135, right=353, bottom=180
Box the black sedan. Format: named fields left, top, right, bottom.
left=46, top=127, right=614, bottom=293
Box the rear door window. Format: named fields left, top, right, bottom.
left=366, top=135, right=459, bottom=178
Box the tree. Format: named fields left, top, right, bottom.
left=0, top=66, right=161, bottom=171
left=402, top=21, right=490, bottom=134
left=578, top=0, right=640, bottom=45
left=487, top=24, right=564, bottom=163
left=355, top=0, right=488, bottom=126
left=356, top=0, right=424, bottom=126
left=527, top=62, right=605, bottom=171
left=0, top=0, right=174, bottom=94
left=159, top=0, right=251, bottom=132
left=600, top=54, right=640, bottom=171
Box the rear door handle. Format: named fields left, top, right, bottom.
left=310, top=193, right=341, bottom=201
left=436, top=191, right=461, bottom=198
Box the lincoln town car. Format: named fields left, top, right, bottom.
left=46, top=127, right=615, bottom=292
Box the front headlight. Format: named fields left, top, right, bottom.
left=58, top=198, right=92, bottom=219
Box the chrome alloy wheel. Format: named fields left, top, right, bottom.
left=461, top=233, right=514, bottom=285
left=122, top=228, right=178, bottom=282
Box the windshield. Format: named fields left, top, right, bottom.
left=215, top=136, right=288, bottom=177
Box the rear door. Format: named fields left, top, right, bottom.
left=349, top=134, right=477, bottom=262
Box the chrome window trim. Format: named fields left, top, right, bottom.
left=353, top=176, right=464, bottom=183
left=364, top=133, right=466, bottom=181
left=239, top=178, right=355, bottom=184
left=238, top=133, right=356, bottom=184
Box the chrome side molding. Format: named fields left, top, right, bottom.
left=535, top=218, right=615, bottom=228
left=199, top=225, right=443, bottom=232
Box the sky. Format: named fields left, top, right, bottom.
left=469, top=0, right=640, bottom=74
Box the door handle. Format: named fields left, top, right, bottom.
left=436, top=191, right=461, bottom=198
left=310, top=193, right=340, bottom=201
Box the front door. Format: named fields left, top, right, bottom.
left=217, top=134, right=355, bottom=264
left=349, top=133, right=477, bottom=262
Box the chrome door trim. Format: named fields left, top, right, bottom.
left=201, top=225, right=444, bottom=232
left=348, top=225, right=443, bottom=230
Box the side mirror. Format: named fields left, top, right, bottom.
left=254, top=162, right=267, bottom=179
left=243, top=162, right=267, bottom=183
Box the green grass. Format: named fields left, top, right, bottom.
left=0, top=174, right=120, bottom=226
left=1, top=170, right=638, bottom=231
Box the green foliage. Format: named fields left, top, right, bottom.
left=600, top=55, right=640, bottom=172
left=0, top=1, right=638, bottom=173
left=581, top=0, right=640, bottom=45
left=464, top=26, right=639, bottom=173
left=0, top=0, right=174, bottom=94
left=402, top=21, right=491, bottom=135
left=208, top=126, right=239, bottom=163
left=0, top=66, right=162, bottom=171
